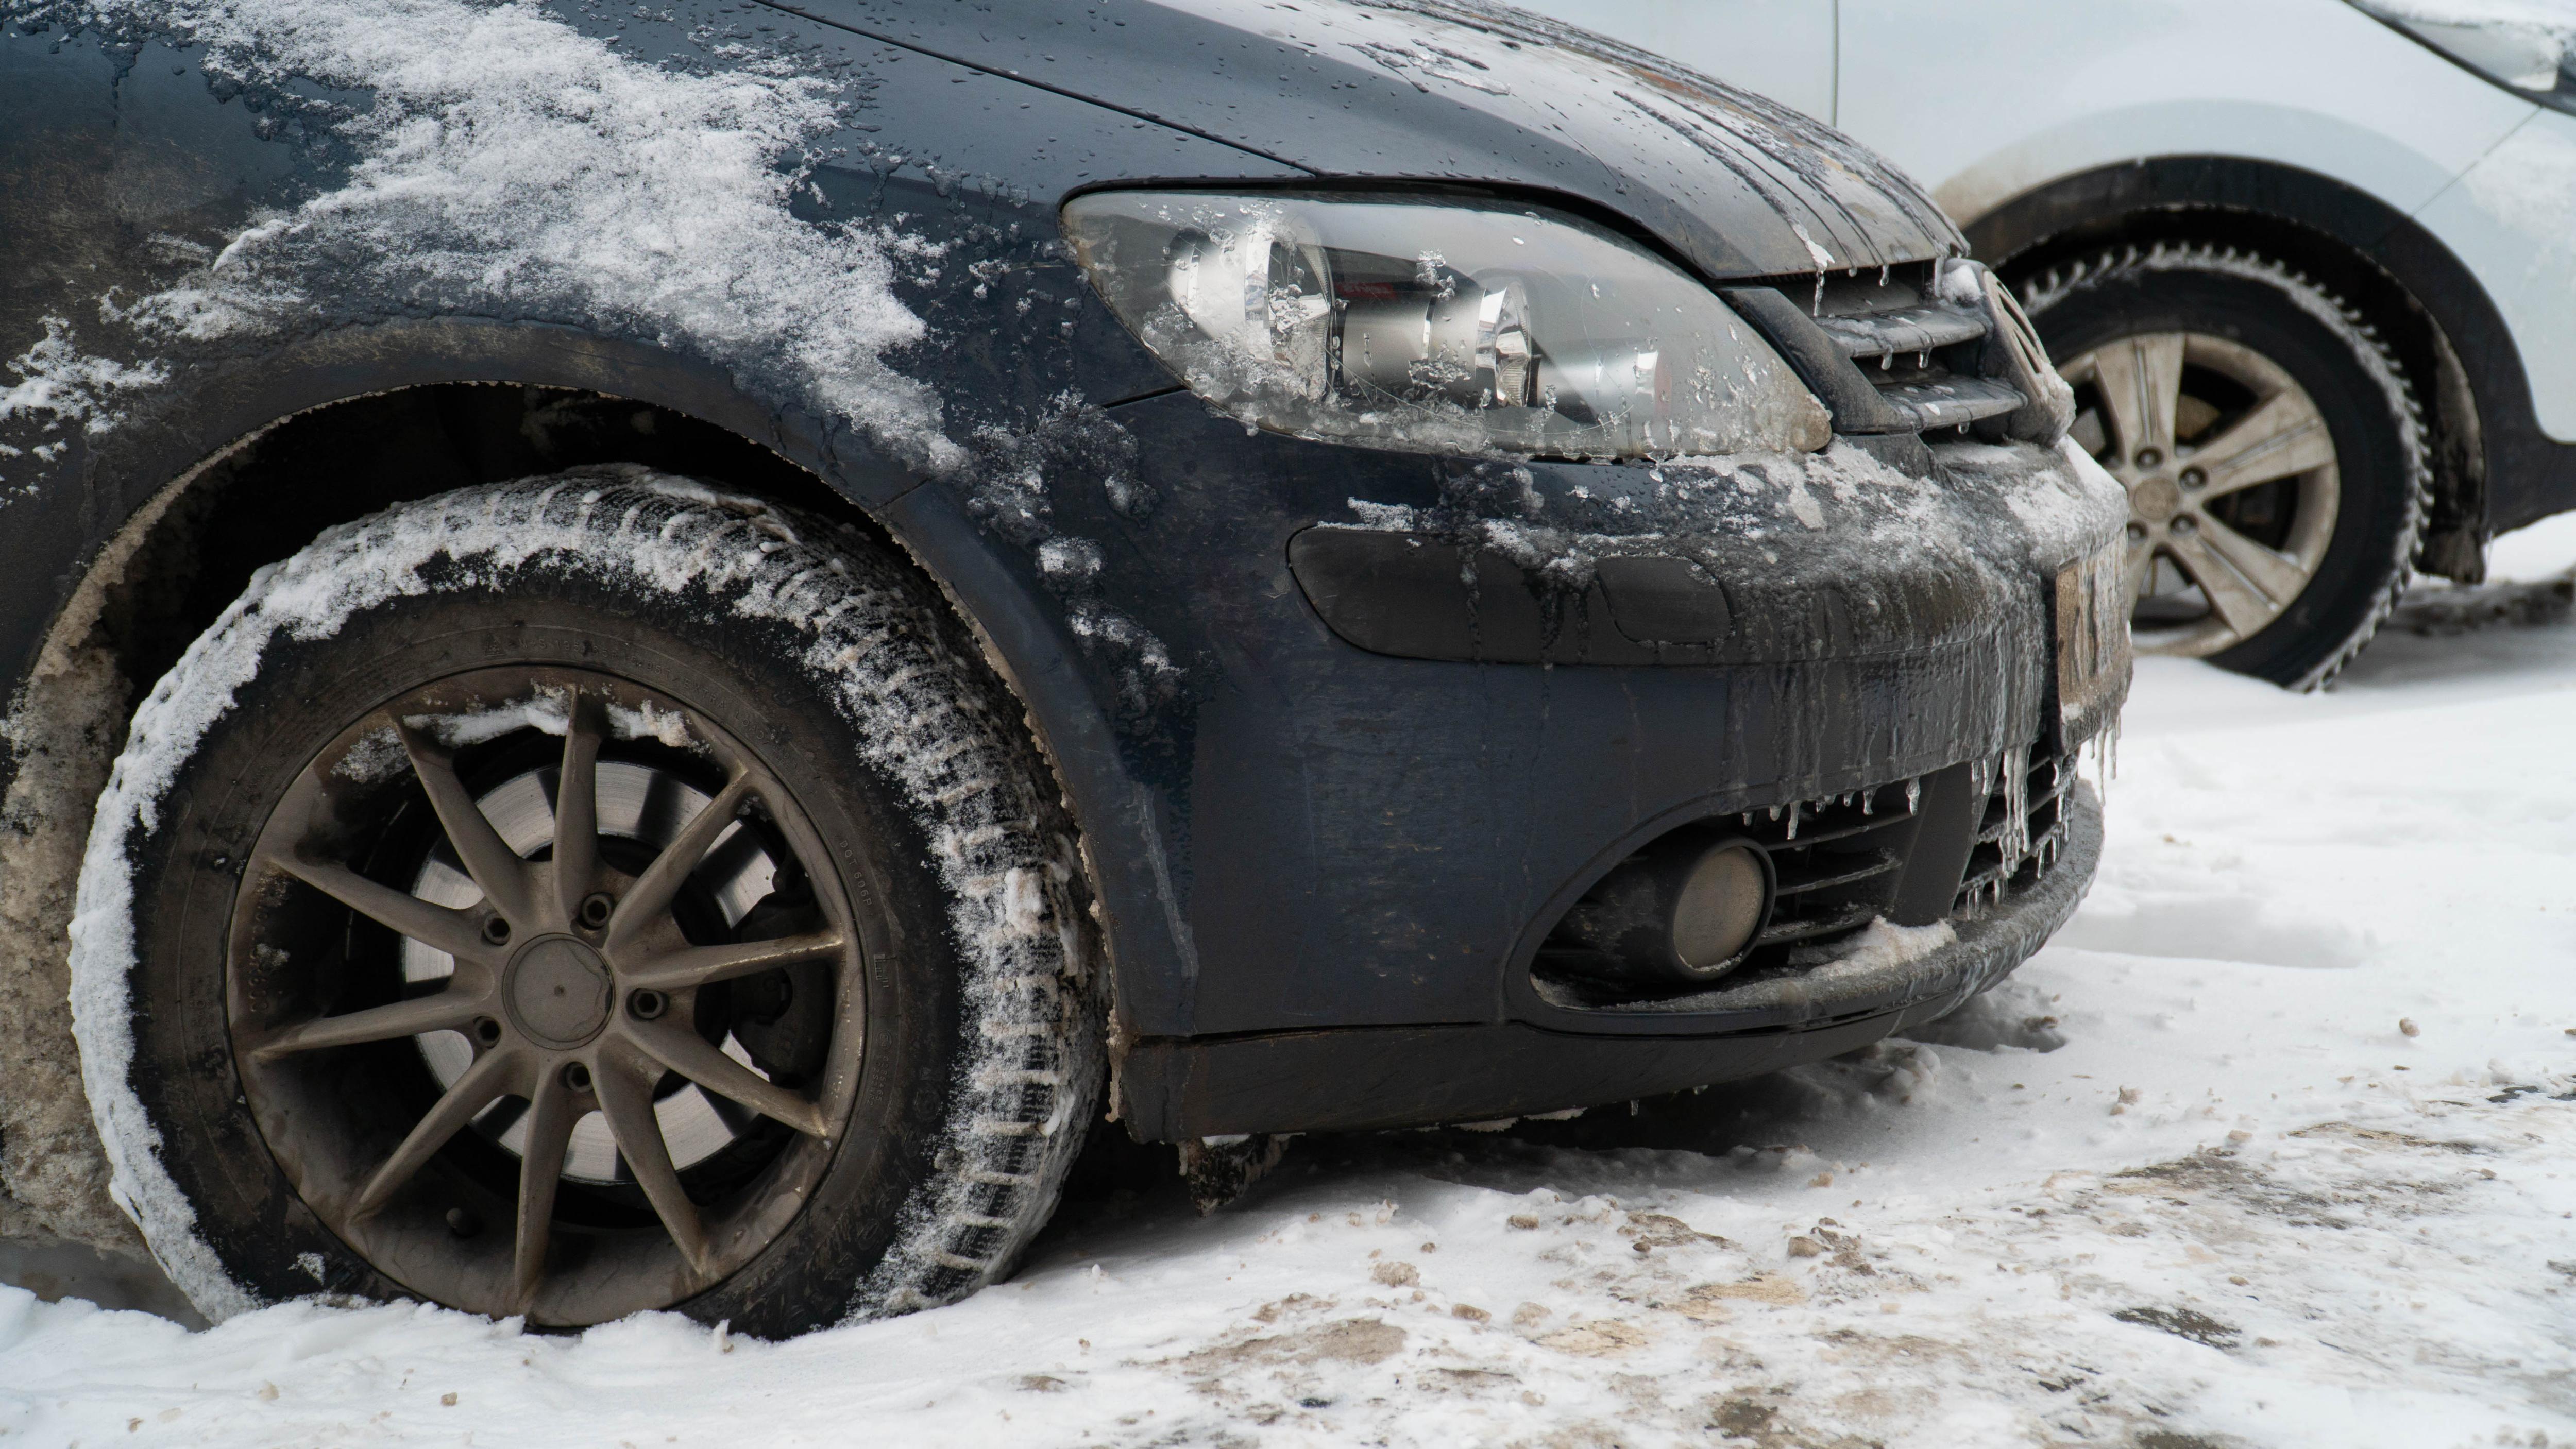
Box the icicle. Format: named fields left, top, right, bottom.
left=1877, top=264, right=1890, bottom=288
left=1860, top=788, right=1874, bottom=816
left=1904, top=777, right=1921, bottom=814
left=2082, top=713, right=2123, bottom=806
left=1768, top=804, right=1783, bottom=822
left=1998, top=744, right=2030, bottom=869
left=1785, top=801, right=1801, bottom=841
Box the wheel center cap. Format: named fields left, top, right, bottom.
left=504, top=935, right=613, bottom=1049
left=2131, top=475, right=2183, bottom=525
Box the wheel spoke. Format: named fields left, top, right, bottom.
left=622, top=929, right=846, bottom=995
left=594, top=1051, right=711, bottom=1274
left=607, top=774, right=752, bottom=951
left=2190, top=391, right=2335, bottom=498
left=553, top=695, right=605, bottom=924
left=2088, top=331, right=2184, bottom=464
left=265, top=851, right=495, bottom=964
left=2166, top=527, right=2287, bottom=638
left=626, top=1020, right=829, bottom=1138
left=2124, top=534, right=2157, bottom=605
left=511, top=1068, right=579, bottom=1311
left=398, top=721, right=537, bottom=928
left=248, top=990, right=483, bottom=1061
left=2193, top=512, right=2313, bottom=609
left=352, top=1045, right=520, bottom=1219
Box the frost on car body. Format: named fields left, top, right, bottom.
left=2, top=0, right=2124, bottom=1332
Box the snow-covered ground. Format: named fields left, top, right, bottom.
left=6, top=565, right=2575, bottom=1446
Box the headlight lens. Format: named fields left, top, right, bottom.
left=1063, top=192, right=1831, bottom=459
left=2347, top=1, right=2576, bottom=112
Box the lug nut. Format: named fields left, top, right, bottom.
left=2172, top=515, right=2199, bottom=535
left=2180, top=466, right=2207, bottom=489
left=481, top=916, right=512, bottom=947
left=471, top=1016, right=502, bottom=1047
left=446, top=1207, right=481, bottom=1238
left=562, top=1061, right=592, bottom=1093
left=2126, top=521, right=2148, bottom=541
left=579, top=892, right=616, bottom=930
left=2136, top=447, right=2162, bottom=469
left=628, top=988, right=667, bottom=1021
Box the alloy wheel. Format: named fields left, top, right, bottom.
left=226, top=668, right=865, bottom=1324
left=2061, top=331, right=2341, bottom=656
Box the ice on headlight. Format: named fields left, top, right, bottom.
left=1065, top=192, right=1831, bottom=459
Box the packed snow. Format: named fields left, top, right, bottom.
left=3, top=607, right=2568, bottom=1443
left=4, top=0, right=950, bottom=465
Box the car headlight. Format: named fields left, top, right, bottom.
left=1062, top=191, right=1832, bottom=459
left=2347, top=1, right=2576, bottom=112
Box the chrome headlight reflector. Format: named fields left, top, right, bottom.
left=1063, top=192, right=1832, bottom=459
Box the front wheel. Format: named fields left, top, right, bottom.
left=70, top=471, right=1100, bottom=1335
left=2021, top=244, right=2430, bottom=688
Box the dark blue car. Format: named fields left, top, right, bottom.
left=0, top=0, right=2127, bottom=1334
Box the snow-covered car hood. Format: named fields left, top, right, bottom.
left=772, top=0, right=1965, bottom=283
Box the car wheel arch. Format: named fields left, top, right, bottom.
left=0, top=329, right=1189, bottom=1247
left=1959, top=155, right=2531, bottom=579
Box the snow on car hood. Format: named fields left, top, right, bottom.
left=769, top=0, right=1964, bottom=283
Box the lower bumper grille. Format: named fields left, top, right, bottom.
left=1954, top=743, right=2076, bottom=918
left=1740, top=785, right=1914, bottom=948
left=1533, top=733, right=2083, bottom=1010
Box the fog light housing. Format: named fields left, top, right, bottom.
left=1547, top=832, right=1775, bottom=987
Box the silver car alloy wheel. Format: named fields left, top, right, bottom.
left=2061, top=331, right=2341, bottom=657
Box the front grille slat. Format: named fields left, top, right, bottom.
left=1726, top=259, right=2058, bottom=440
left=1873, top=377, right=2026, bottom=430
left=1814, top=304, right=1989, bottom=360
left=1771, top=848, right=1901, bottom=897
left=1755, top=901, right=1877, bottom=947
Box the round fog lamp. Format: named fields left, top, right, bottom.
left=1670, top=843, right=1769, bottom=973
left=1545, top=831, right=1775, bottom=991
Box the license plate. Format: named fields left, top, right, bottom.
left=2056, top=541, right=2131, bottom=738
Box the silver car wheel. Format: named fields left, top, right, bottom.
left=2061, top=331, right=2340, bottom=657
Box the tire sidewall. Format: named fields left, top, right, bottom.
left=82, top=475, right=1097, bottom=1336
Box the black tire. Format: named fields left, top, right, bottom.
left=68, top=470, right=1100, bottom=1336
left=2020, top=244, right=2429, bottom=688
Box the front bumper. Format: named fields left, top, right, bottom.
left=1124, top=781, right=2101, bottom=1139
left=964, top=389, right=2125, bottom=1132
